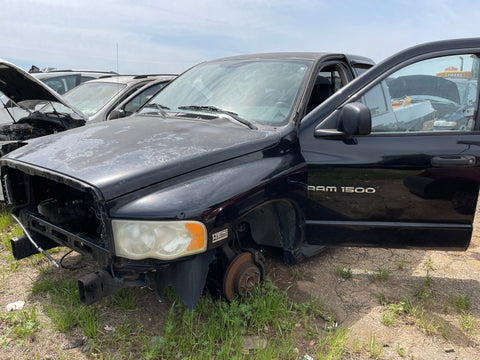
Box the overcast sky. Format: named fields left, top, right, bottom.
left=1, top=0, right=479, bottom=75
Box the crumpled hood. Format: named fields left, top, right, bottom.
left=387, top=75, right=461, bottom=104
left=3, top=115, right=280, bottom=200
left=0, top=59, right=86, bottom=120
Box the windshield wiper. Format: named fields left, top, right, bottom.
left=178, top=105, right=258, bottom=130
left=143, top=103, right=170, bottom=117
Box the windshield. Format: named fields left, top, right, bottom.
left=62, top=82, right=126, bottom=116
left=140, top=59, right=311, bottom=126
left=39, top=81, right=127, bottom=118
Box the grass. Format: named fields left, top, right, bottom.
left=316, top=322, right=350, bottom=359
left=459, top=312, right=476, bottom=335
left=108, top=288, right=138, bottom=311
left=379, top=283, right=478, bottom=341
left=455, top=295, right=472, bottom=313
left=143, top=283, right=338, bottom=359
left=290, top=265, right=305, bottom=281
left=1, top=205, right=479, bottom=359
left=369, top=267, right=391, bottom=282
left=380, top=298, right=425, bottom=327
left=414, top=283, right=434, bottom=305
left=454, top=294, right=475, bottom=335
left=0, top=306, right=42, bottom=345
left=335, top=265, right=353, bottom=280
left=0, top=223, right=22, bottom=256
left=418, top=316, right=438, bottom=335
left=0, top=210, right=13, bottom=233
left=29, top=275, right=351, bottom=359
left=437, top=319, right=451, bottom=340
left=367, top=332, right=384, bottom=359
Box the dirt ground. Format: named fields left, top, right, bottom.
left=269, top=216, right=480, bottom=359
left=1, top=214, right=480, bottom=359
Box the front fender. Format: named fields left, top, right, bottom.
left=107, top=150, right=302, bottom=222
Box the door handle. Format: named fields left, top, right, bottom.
left=431, top=155, right=476, bottom=167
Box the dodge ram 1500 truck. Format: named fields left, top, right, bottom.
left=2, top=38, right=479, bottom=309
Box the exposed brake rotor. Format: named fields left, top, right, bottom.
left=223, top=250, right=266, bottom=301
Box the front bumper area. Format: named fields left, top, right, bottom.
left=11, top=216, right=216, bottom=308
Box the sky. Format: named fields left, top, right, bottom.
left=1, top=0, right=479, bottom=75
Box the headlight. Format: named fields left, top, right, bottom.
left=112, top=220, right=207, bottom=260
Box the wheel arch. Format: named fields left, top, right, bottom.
left=218, top=198, right=307, bottom=265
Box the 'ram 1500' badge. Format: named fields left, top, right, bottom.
left=307, top=186, right=376, bottom=193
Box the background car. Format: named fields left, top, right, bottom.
left=29, top=67, right=118, bottom=94
left=0, top=59, right=176, bottom=154
left=48, top=74, right=176, bottom=123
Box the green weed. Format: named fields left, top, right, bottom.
left=316, top=322, right=350, bottom=360
left=290, top=265, right=305, bottom=281
left=369, top=267, right=391, bottom=282
left=335, top=265, right=353, bottom=280
left=437, top=319, right=451, bottom=340
left=459, top=312, right=475, bottom=335
left=455, top=295, right=472, bottom=313
left=367, top=332, right=384, bottom=359
left=0, top=306, right=41, bottom=341
left=110, top=288, right=138, bottom=311
left=0, top=211, right=13, bottom=232
left=418, top=316, right=438, bottom=335
left=77, top=306, right=101, bottom=341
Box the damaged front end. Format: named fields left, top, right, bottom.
left=2, top=164, right=217, bottom=308
left=0, top=112, right=85, bottom=155
left=0, top=59, right=87, bottom=156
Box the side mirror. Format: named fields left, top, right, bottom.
left=339, top=102, right=371, bottom=136
left=314, top=102, right=371, bottom=138
left=108, top=109, right=126, bottom=120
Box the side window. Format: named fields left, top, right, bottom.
left=105, top=82, right=150, bottom=119
left=80, top=76, right=95, bottom=83
left=43, top=77, right=67, bottom=94
left=43, top=75, right=80, bottom=94
left=359, top=54, right=479, bottom=133
left=306, top=64, right=348, bottom=114
left=62, top=75, right=80, bottom=92
left=124, top=83, right=167, bottom=115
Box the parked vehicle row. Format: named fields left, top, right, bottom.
left=0, top=61, right=176, bottom=156
left=1, top=38, right=480, bottom=309
left=29, top=67, right=119, bottom=94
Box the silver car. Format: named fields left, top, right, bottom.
left=0, top=59, right=176, bottom=153
left=50, top=75, right=176, bottom=123
left=32, top=69, right=118, bottom=94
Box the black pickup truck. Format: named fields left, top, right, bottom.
left=2, top=38, right=479, bottom=308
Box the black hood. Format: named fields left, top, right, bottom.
left=0, top=62, right=58, bottom=104
left=3, top=115, right=280, bottom=200
left=387, top=75, right=460, bottom=103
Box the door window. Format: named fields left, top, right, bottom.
left=306, top=64, right=348, bottom=114
left=359, top=54, right=480, bottom=133
left=124, top=82, right=168, bottom=115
